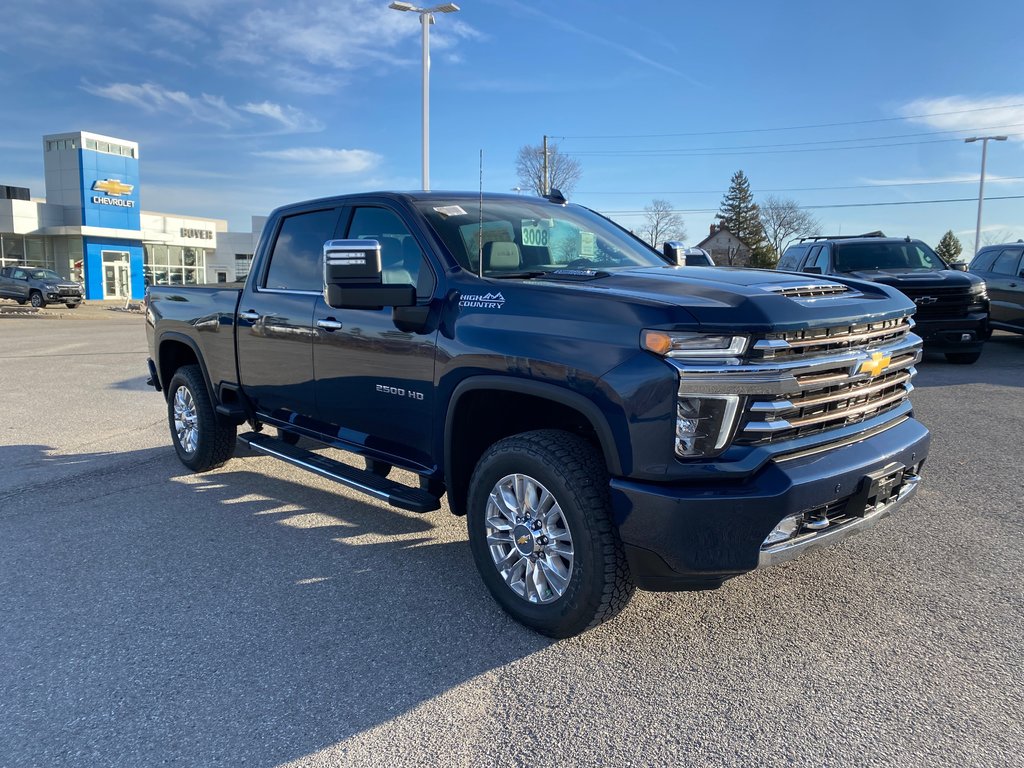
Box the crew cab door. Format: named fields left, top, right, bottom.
left=984, top=247, right=1024, bottom=328
left=312, top=203, right=439, bottom=467
left=0, top=267, right=30, bottom=300
left=236, top=206, right=343, bottom=424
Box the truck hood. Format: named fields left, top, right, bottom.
left=528, top=265, right=914, bottom=332
left=840, top=268, right=984, bottom=289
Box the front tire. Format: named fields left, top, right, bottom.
left=466, top=430, right=634, bottom=638
left=29, top=291, right=44, bottom=308
left=166, top=364, right=236, bottom=471
left=66, top=303, right=79, bottom=309
left=945, top=351, right=982, bottom=365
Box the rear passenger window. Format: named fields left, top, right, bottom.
left=991, top=248, right=1023, bottom=277
left=263, top=208, right=340, bottom=291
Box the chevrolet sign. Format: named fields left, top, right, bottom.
left=91, top=178, right=136, bottom=208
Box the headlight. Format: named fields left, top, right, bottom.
left=44, top=283, right=57, bottom=291
left=968, top=283, right=988, bottom=312
left=642, top=330, right=747, bottom=359
left=675, top=394, right=740, bottom=457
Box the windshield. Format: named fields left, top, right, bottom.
left=29, top=269, right=63, bottom=281
left=834, top=242, right=946, bottom=273
left=414, top=198, right=666, bottom=276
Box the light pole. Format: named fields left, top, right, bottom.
left=964, top=135, right=1007, bottom=256
left=388, top=2, right=460, bottom=191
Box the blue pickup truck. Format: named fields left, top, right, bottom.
left=145, top=191, right=930, bottom=637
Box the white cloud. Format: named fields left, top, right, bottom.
left=252, top=147, right=382, bottom=175
left=83, top=81, right=322, bottom=134
left=860, top=174, right=1024, bottom=186
left=240, top=102, right=324, bottom=133
left=899, top=95, right=1024, bottom=141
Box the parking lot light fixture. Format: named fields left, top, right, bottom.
left=388, top=2, right=461, bottom=191
left=964, top=135, right=1008, bottom=256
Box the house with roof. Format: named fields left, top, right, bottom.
left=696, top=223, right=752, bottom=267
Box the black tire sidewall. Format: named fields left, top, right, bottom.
left=167, top=365, right=223, bottom=472
left=466, top=432, right=615, bottom=637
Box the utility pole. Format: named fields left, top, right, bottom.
left=542, top=134, right=549, bottom=196
left=964, top=135, right=1007, bottom=256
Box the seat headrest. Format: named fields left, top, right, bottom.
left=482, top=241, right=521, bottom=271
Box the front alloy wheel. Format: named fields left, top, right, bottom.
left=485, top=473, right=574, bottom=604
left=467, top=430, right=634, bottom=638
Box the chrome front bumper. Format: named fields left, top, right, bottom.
left=757, top=473, right=921, bottom=568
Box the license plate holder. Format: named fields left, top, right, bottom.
left=850, top=462, right=905, bottom=517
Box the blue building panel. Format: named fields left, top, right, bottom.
left=79, top=148, right=141, bottom=231
left=82, top=237, right=144, bottom=300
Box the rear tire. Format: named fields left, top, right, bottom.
left=466, top=429, right=634, bottom=638
left=945, top=351, right=982, bottom=365
left=166, top=364, right=236, bottom=471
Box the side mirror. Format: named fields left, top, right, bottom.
left=322, top=239, right=415, bottom=309
left=949, top=261, right=968, bottom=271
left=662, top=241, right=686, bottom=265
left=805, top=266, right=823, bottom=275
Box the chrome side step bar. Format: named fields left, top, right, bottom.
left=237, top=431, right=441, bottom=513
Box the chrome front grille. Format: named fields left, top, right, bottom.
left=671, top=314, right=921, bottom=450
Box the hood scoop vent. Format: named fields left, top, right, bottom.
left=763, top=283, right=851, bottom=298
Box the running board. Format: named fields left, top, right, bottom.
left=237, top=431, right=441, bottom=513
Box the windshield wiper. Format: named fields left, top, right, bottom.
left=485, top=271, right=547, bottom=280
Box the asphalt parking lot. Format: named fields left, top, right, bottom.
left=1, top=314, right=1022, bottom=768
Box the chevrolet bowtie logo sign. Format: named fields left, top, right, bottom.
left=93, top=179, right=134, bottom=196
left=857, top=352, right=892, bottom=378
left=516, top=535, right=531, bottom=546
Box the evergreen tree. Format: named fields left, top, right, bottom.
left=935, top=229, right=964, bottom=263
left=717, top=170, right=774, bottom=268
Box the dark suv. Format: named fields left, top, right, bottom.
left=777, top=234, right=989, bottom=364
left=0, top=267, right=83, bottom=308
left=969, top=242, right=1024, bottom=336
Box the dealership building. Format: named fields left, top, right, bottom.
left=0, top=131, right=262, bottom=300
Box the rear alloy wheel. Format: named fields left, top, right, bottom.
left=29, top=291, right=44, bottom=308
left=166, top=364, right=236, bottom=471
left=467, top=430, right=634, bottom=638
left=945, top=351, right=982, bottom=365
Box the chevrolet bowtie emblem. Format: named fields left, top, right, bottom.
left=516, top=535, right=530, bottom=546
left=858, top=352, right=892, bottom=378
left=93, top=179, right=134, bottom=196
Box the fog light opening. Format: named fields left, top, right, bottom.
left=762, top=513, right=803, bottom=547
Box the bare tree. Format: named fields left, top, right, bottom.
left=640, top=199, right=687, bottom=247
left=759, top=195, right=820, bottom=260
left=515, top=142, right=582, bottom=197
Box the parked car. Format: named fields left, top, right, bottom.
left=146, top=191, right=930, bottom=638
left=663, top=242, right=715, bottom=266
left=969, top=242, right=1024, bottom=336
left=777, top=234, right=989, bottom=364
left=0, top=266, right=83, bottom=308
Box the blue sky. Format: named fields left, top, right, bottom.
left=2, top=0, right=1023, bottom=254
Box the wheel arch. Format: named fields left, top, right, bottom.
left=156, top=332, right=215, bottom=404
left=443, top=376, right=621, bottom=517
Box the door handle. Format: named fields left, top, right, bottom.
left=238, top=310, right=261, bottom=322
left=316, top=318, right=343, bottom=331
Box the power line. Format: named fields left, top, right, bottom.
left=556, top=102, right=1024, bottom=140
left=580, top=175, right=1024, bottom=196
left=568, top=133, right=1024, bottom=159
left=565, top=123, right=1024, bottom=156
left=599, top=194, right=1024, bottom=217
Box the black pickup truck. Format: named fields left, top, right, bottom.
left=146, top=191, right=930, bottom=637
left=777, top=234, right=989, bottom=364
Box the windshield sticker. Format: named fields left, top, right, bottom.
left=434, top=205, right=468, bottom=217
left=579, top=231, right=596, bottom=257
left=459, top=291, right=506, bottom=309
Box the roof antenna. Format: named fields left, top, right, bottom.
left=478, top=149, right=484, bottom=278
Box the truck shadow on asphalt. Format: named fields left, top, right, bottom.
left=1, top=442, right=550, bottom=766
